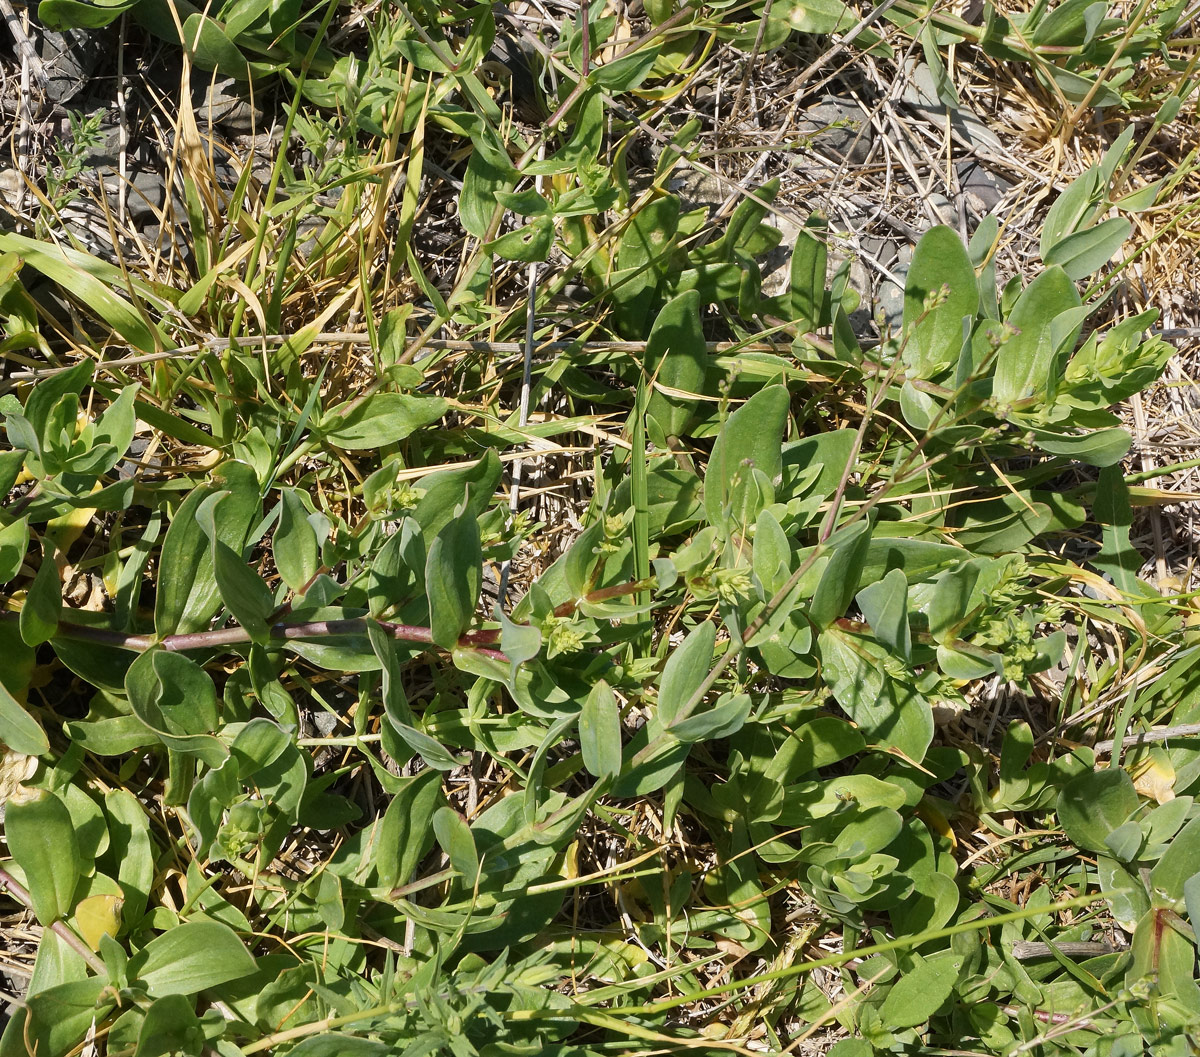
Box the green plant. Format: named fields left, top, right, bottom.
left=2, top=0, right=1199, bottom=1052
left=39, top=109, right=106, bottom=232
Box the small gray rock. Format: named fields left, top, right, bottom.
left=191, top=75, right=263, bottom=134
left=957, top=159, right=1011, bottom=214
left=40, top=28, right=107, bottom=107
left=795, top=96, right=873, bottom=167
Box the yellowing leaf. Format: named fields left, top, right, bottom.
left=1130, top=750, right=1176, bottom=804
left=75, top=893, right=124, bottom=951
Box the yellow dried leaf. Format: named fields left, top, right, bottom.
left=0, top=750, right=37, bottom=806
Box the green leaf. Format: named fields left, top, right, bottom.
left=809, top=519, right=872, bottom=629
left=855, top=568, right=911, bottom=660
left=1091, top=465, right=1141, bottom=594
left=425, top=511, right=482, bottom=649
left=485, top=216, right=554, bottom=262
left=1040, top=168, right=1101, bottom=260
left=1056, top=768, right=1139, bottom=853
left=819, top=628, right=932, bottom=760
left=413, top=449, right=502, bottom=540
left=1043, top=217, right=1131, bottom=280
left=563, top=518, right=606, bottom=599
left=197, top=494, right=275, bottom=643
left=288, top=1037, right=390, bottom=1057
left=4, top=788, right=82, bottom=923
left=789, top=211, right=829, bottom=332
left=498, top=608, right=541, bottom=671
left=669, top=692, right=751, bottom=744
left=319, top=393, right=447, bottom=450
left=433, top=806, right=479, bottom=886
left=180, top=12, right=250, bottom=78
left=38, top=0, right=134, bottom=28
left=133, top=993, right=202, bottom=1057
left=0, top=235, right=167, bottom=354
left=155, top=462, right=259, bottom=636
left=593, top=45, right=660, bottom=90
left=125, top=649, right=228, bottom=766
left=92, top=383, right=140, bottom=467
left=274, top=489, right=320, bottom=593
left=993, top=266, right=1081, bottom=404
left=373, top=630, right=464, bottom=770
left=16, top=976, right=111, bottom=1057
left=1149, top=814, right=1200, bottom=903
left=645, top=290, right=708, bottom=440
left=752, top=507, right=792, bottom=599
left=658, top=621, right=716, bottom=727
left=1025, top=423, right=1131, bottom=467
left=705, top=385, right=790, bottom=534
left=903, top=226, right=977, bottom=378
left=460, top=148, right=516, bottom=238
left=103, top=788, right=155, bottom=926
left=0, top=515, right=29, bottom=584
left=131, top=921, right=257, bottom=995
left=0, top=679, right=49, bottom=755
left=375, top=769, right=443, bottom=889
left=580, top=680, right=622, bottom=780
left=19, top=543, right=60, bottom=647
left=879, top=953, right=963, bottom=1028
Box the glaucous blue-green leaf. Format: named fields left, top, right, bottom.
left=856, top=568, right=911, bottom=660
left=4, top=788, right=81, bottom=924
left=809, top=519, right=872, bottom=629
left=580, top=680, right=622, bottom=781
left=705, top=385, right=789, bottom=534
left=563, top=518, right=606, bottom=600
left=1057, top=768, right=1139, bottom=853
left=1024, top=423, right=1131, bottom=467
left=319, top=393, right=447, bottom=450
left=125, top=649, right=227, bottom=767
left=274, top=489, right=320, bottom=593
left=460, top=148, right=516, bottom=238
left=819, top=628, right=933, bottom=760
left=103, top=788, right=154, bottom=926
left=433, top=806, right=479, bottom=886
left=658, top=620, right=716, bottom=727
left=197, top=493, right=274, bottom=643
left=0, top=678, right=48, bottom=755
left=1149, top=814, right=1200, bottom=903
left=879, top=952, right=964, bottom=1028
left=1044, top=216, right=1131, bottom=279
left=425, top=511, right=482, bottom=649
left=486, top=216, right=554, bottom=262
left=155, top=461, right=259, bottom=637
left=993, top=266, right=1081, bottom=405
left=19, top=543, right=60, bottom=647
left=903, top=226, right=977, bottom=378
left=413, top=450, right=502, bottom=540
left=669, top=692, right=751, bottom=744
left=130, top=921, right=256, bottom=996
left=789, top=211, right=829, bottom=332
left=376, top=769, right=443, bottom=890
left=645, top=290, right=707, bottom=440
